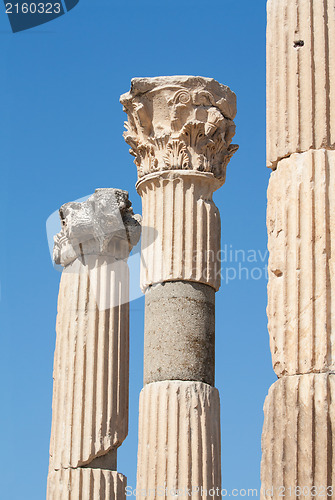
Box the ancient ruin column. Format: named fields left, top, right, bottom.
left=47, top=189, right=141, bottom=500
left=262, top=2, right=335, bottom=498
left=121, top=76, right=238, bottom=498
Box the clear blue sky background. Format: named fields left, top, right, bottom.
left=0, top=1, right=274, bottom=498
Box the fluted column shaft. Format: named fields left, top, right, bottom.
left=121, top=75, right=238, bottom=499
left=47, top=470, right=127, bottom=500
left=137, top=171, right=221, bottom=292
left=137, top=381, right=222, bottom=499
left=262, top=374, right=335, bottom=496
left=263, top=2, right=335, bottom=498
left=267, top=150, right=335, bottom=377
left=48, top=256, right=129, bottom=471
left=47, top=189, right=141, bottom=500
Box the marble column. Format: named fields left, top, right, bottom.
left=262, top=2, right=335, bottom=498
left=121, top=75, right=238, bottom=499
left=47, top=189, right=141, bottom=500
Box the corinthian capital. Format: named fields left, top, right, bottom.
left=120, top=76, right=238, bottom=184
left=53, top=188, right=141, bottom=267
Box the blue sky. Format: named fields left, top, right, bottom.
left=0, top=1, right=273, bottom=498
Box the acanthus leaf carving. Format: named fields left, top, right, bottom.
left=163, top=140, right=190, bottom=170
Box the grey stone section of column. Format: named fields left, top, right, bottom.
left=144, top=280, right=215, bottom=386
left=47, top=188, right=141, bottom=500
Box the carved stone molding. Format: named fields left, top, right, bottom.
left=53, top=189, right=141, bottom=267
left=120, top=76, right=238, bottom=184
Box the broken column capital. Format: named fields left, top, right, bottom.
left=120, top=76, right=238, bottom=185
left=53, top=188, right=141, bottom=267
